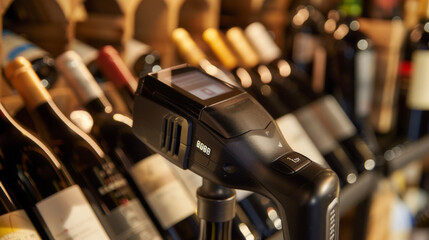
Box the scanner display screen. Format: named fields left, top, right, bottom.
left=160, top=70, right=232, bottom=100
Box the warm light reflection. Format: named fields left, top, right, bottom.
left=350, top=20, right=360, bottom=31
left=260, top=85, right=272, bottom=96
left=49, top=101, right=105, bottom=158
left=357, top=39, right=369, bottom=50
left=238, top=223, right=255, bottom=240
left=292, top=8, right=309, bottom=26
left=277, top=60, right=291, bottom=77
left=333, top=24, right=349, bottom=40
left=70, top=110, right=94, bottom=133
left=347, top=173, right=357, bottom=184
left=324, top=19, right=337, bottom=34
left=257, top=65, right=272, bottom=83
left=113, top=113, right=133, bottom=127
left=267, top=207, right=282, bottom=230
left=425, top=22, right=429, bottom=33
left=236, top=68, right=252, bottom=88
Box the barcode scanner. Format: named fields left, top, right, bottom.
left=132, top=65, right=340, bottom=240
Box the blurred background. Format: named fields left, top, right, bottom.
left=2, top=0, right=429, bottom=239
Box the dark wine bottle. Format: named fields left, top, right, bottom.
left=333, top=0, right=377, bottom=128
left=0, top=103, right=109, bottom=240
left=245, top=22, right=376, bottom=174
left=406, top=0, right=429, bottom=141
left=284, top=4, right=328, bottom=93
left=0, top=177, right=42, bottom=240
left=56, top=50, right=200, bottom=240
left=4, top=57, right=163, bottom=240
left=202, top=28, right=289, bottom=119
left=1, top=30, right=57, bottom=89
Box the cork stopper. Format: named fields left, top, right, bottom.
left=202, top=28, right=238, bottom=70
left=4, top=56, right=52, bottom=110
left=172, top=28, right=207, bottom=66
left=225, top=27, right=259, bottom=69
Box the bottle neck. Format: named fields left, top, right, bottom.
left=7, top=65, right=52, bottom=111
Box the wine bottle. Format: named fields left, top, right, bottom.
left=333, top=0, right=377, bottom=128
left=284, top=4, right=328, bottom=93
left=406, top=0, right=429, bottom=141
left=56, top=51, right=200, bottom=240
left=97, top=45, right=139, bottom=113
left=202, top=28, right=289, bottom=119
left=0, top=179, right=42, bottom=240
left=395, top=0, right=422, bottom=143
left=245, top=22, right=376, bottom=174
left=1, top=30, right=57, bottom=89
left=0, top=103, right=110, bottom=240
left=4, top=57, right=163, bottom=240
left=70, top=39, right=105, bottom=83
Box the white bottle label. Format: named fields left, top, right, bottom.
left=102, top=199, right=162, bottom=240
left=36, top=185, right=110, bottom=240
left=407, top=50, right=429, bottom=110
left=312, top=96, right=357, bottom=141
left=0, top=210, right=41, bottom=240
left=295, top=106, right=338, bottom=155
left=1, top=30, right=47, bottom=65
left=276, top=114, right=329, bottom=168
left=355, top=50, right=376, bottom=118
left=130, top=154, right=197, bottom=229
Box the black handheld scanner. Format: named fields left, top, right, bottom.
left=132, top=65, right=340, bottom=240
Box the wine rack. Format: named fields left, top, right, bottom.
left=3, top=0, right=429, bottom=240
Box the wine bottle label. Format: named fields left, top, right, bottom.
left=292, top=33, right=316, bottom=64
left=0, top=210, right=41, bottom=240
left=36, top=185, right=110, bottom=240
left=102, top=199, right=162, bottom=240
left=1, top=30, right=47, bottom=65
left=312, top=96, right=357, bottom=141
left=56, top=51, right=105, bottom=103
left=295, top=106, right=338, bottom=155
left=407, top=50, right=429, bottom=110
left=130, top=154, right=197, bottom=229
left=276, top=113, right=329, bottom=168
left=70, top=40, right=98, bottom=66
left=355, top=50, right=376, bottom=118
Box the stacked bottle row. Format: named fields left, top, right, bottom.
left=282, top=0, right=429, bottom=151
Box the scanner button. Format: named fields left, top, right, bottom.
left=272, top=152, right=311, bottom=175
